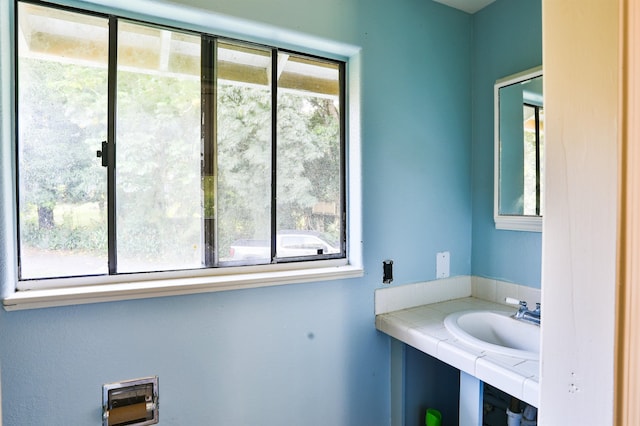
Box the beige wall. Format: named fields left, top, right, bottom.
left=540, top=1, right=620, bottom=423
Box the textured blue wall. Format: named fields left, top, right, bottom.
left=0, top=0, right=472, bottom=424
left=471, top=0, right=543, bottom=287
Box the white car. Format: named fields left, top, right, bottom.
left=229, top=231, right=340, bottom=261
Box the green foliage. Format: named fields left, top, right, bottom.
left=115, top=69, right=202, bottom=264
left=217, top=83, right=272, bottom=248
left=21, top=209, right=107, bottom=252
left=19, top=55, right=342, bottom=269
left=277, top=93, right=341, bottom=241
left=18, top=59, right=107, bottom=211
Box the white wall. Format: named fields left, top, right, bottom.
left=540, top=1, right=619, bottom=423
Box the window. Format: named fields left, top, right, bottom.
left=16, top=1, right=346, bottom=287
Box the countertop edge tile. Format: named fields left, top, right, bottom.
left=522, top=377, right=540, bottom=407
left=436, top=338, right=484, bottom=377
left=475, top=356, right=527, bottom=402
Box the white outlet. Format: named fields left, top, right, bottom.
left=436, top=251, right=450, bottom=279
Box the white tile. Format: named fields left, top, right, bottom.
left=522, top=377, right=540, bottom=407
left=481, top=352, right=530, bottom=368
left=414, top=275, right=472, bottom=304
left=406, top=305, right=444, bottom=320
left=468, top=299, right=506, bottom=311
left=385, top=311, right=417, bottom=329
left=479, top=352, right=540, bottom=378
left=378, top=277, right=542, bottom=314
left=373, top=287, right=389, bottom=315
left=447, top=275, right=474, bottom=298
left=407, top=308, right=447, bottom=326
left=374, top=282, right=424, bottom=314
left=374, top=314, right=388, bottom=330
left=397, top=285, right=421, bottom=310
left=496, top=280, right=521, bottom=306
left=476, top=357, right=527, bottom=400
left=429, top=326, right=457, bottom=342
left=429, top=298, right=477, bottom=314
left=392, top=306, right=441, bottom=326
left=406, top=328, right=441, bottom=357
left=374, top=283, right=418, bottom=314
left=413, top=323, right=447, bottom=339
left=375, top=314, right=400, bottom=333
left=414, top=280, right=449, bottom=304
left=375, top=314, right=414, bottom=343
left=437, top=339, right=483, bottom=376
left=374, top=276, right=473, bottom=314
left=512, top=359, right=540, bottom=378
left=386, top=308, right=417, bottom=326
left=413, top=316, right=448, bottom=334
left=471, top=276, right=497, bottom=302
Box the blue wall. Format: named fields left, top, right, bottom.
left=0, top=0, right=473, bottom=424
left=470, top=0, right=543, bottom=287
left=404, top=345, right=460, bottom=425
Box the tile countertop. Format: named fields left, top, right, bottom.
left=375, top=296, right=539, bottom=407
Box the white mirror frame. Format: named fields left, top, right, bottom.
left=494, top=66, right=543, bottom=232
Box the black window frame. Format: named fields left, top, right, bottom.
left=14, top=0, right=347, bottom=283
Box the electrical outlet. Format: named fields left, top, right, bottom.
left=382, top=259, right=393, bottom=284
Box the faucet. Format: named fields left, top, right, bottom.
left=505, top=297, right=541, bottom=326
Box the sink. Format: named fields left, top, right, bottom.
left=444, top=310, right=540, bottom=360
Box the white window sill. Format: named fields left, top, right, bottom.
left=494, top=215, right=542, bottom=232
left=3, top=262, right=363, bottom=311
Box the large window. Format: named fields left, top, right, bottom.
left=16, top=1, right=345, bottom=285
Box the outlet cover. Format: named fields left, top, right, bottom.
left=436, top=252, right=450, bottom=279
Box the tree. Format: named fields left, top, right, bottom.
left=19, top=58, right=107, bottom=234
left=18, top=56, right=341, bottom=264
left=114, top=69, right=201, bottom=265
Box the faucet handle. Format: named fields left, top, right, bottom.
left=505, top=297, right=526, bottom=308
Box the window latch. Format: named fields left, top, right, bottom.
left=97, top=141, right=108, bottom=167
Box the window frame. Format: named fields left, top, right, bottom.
left=2, top=0, right=363, bottom=310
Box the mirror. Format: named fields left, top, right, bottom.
left=494, top=66, right=543, bottom=232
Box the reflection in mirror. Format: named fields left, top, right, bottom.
left=494, top=67, right=543, bottom=232
left=523, top=102, right=544, bottom=215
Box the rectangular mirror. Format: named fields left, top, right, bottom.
left=494, top=66, right=543, bottom=232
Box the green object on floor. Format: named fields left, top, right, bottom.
left=426, top=408, right=442, bottom=426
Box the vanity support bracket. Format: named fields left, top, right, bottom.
left=459, top=371, right=483, bottom=426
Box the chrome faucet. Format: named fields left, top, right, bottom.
left=505, top=297, right=541, bottom=326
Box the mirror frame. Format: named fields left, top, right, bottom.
left=494, top=66, right=543, bottom=232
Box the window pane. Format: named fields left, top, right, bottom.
left=276, top=54, right=342, bottom=258
left=17, top=3, right=109, bottom=279
left=217, top=42, right=272, bottom=263
left=116, top=22, right=201, bottom=273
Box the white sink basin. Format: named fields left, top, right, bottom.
left=444, top=310, right=540, bottom=360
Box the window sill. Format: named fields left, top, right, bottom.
left=3, top=262, right=363, bottom=311
left=494, top=215, right=542, bottom=232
